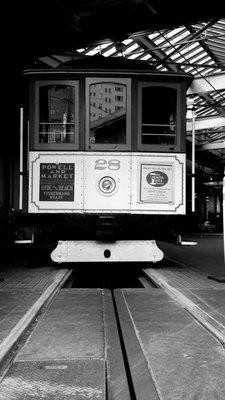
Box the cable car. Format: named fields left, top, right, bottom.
left=20, top=55, right=192, bottom=262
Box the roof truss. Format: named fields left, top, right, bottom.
left=38, top=18, right=225, bottom=170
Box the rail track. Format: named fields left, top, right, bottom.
left=0, top=263, right=224, bottom=399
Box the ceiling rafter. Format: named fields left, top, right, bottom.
left=199, top=93, right=225, bottom=117
left=186, top=22, right=224, bottom=70
left=197, top=141, right=225, bottom=150
left=156, top=19, right=218, bottom=66
left=132, top=35, right=178, bottom=71
left=34, top=11, right=225, bottom=169
left=188, top=73, right=225, bottom=95
left=186, top=116, right=225, bottom=131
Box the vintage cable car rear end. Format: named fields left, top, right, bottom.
left=22, top=55, right=192, bottom=262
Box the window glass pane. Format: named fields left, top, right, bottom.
left=142, top=86, right=177, bottom=145
left=39, top=85, right=75, bottom=144
left=89, top=82, right=127, bottom=145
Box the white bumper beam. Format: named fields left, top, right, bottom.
left=51, top=240, right=164, bottom=263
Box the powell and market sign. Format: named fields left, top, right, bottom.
left=39, top=163, right=74, bottom=201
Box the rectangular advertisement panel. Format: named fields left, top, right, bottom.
left=39, top=163, right=75, bottom=201
left=140, top=163, right=174, bottom=204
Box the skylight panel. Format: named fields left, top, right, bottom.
left=128, top=53, right=140, bottom=59
left=192, top=95, right=201, bottom=102
left=178, top=43, right=199, bottom=58
left=196, top=110, right=208, bottom=117
left=196, top=106, right=206, bottom=112
left=122, top=39, right=133, bottom=45
left=202, top=109, right=217, bottom=117
left=189, top=51, right=207, bottom=64
left=201, top=68, right=215, bottom=75
left=208, top=40, right=225, bottom=49
left=154, top=36, right=166, bottom=46
left=191, top=69, right=201, bottom=76
left=140, top=54, right=151, bottom=60
left=182, top=42, right=199, bottom=52
left=164, top=48, right=174, bottom=55
left=187, top=47, right=203, bottom=59
left=197, top=56, right=211, bottom=64
left=184, top=66, right=195, bottom=73
left=170, top=52, right=186, bottom=61
left=211, top=90, right=225, bottom=101
left=85, top=48, right=100, bottom=56
left=194, top=67, right=205, bottom=74
left=198, top=99, right=207, bottom=106
left=166, top=30, right=189, bottom=46
left=164, top=26, right=186, bottom=39
left=148, top=32, right=160, bottom=40
left=100, top=42, right=113, bottom=50
left=102, top=47, right=116, bottom=57
left=123, top=43, right=139, bottom=55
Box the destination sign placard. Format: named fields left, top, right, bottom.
left=140, top=163, right=174, bottom=204
left=39, top=163, right=74, bottom=201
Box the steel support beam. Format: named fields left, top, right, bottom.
left=188, top=72, right=225, bottom=95
left=196, top=141, right=225, bottom=150
left=186, top=116, right=225, bottom=131
left=133, top=36, right=178, bottom=71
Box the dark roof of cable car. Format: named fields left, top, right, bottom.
left=23, top=54, right=193, bottom=82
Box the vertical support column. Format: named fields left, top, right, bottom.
left=223, top=171, right=225, bottom=264
left=19, top=107, right=24, bottom=211
left=27, top=119, right=30, bottom=171
left=191, top=107, right=195, bottom=213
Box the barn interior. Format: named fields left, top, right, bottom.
left=0, top=4, right=224, bottom=397
left=0, top=0, right=224, bottom=242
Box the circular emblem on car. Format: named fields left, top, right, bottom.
left=98, top=176, right=116, bottom=194
left=146, top=171, right=168, bottom=187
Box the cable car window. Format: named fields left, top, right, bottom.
left=137, top=82, right=182, bottom=152
left=86, top=78, right=131, bottom=150
left=142, top=86, right=177, bottom=145
left=36, top=82, right=79, bottom=148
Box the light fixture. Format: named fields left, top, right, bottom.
left=98, top=176, right=116, bottom=194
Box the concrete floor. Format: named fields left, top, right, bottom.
left=158, top=234, right=224, bottom=277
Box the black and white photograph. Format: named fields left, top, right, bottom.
left=0, top=1, right=224, bottom=398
